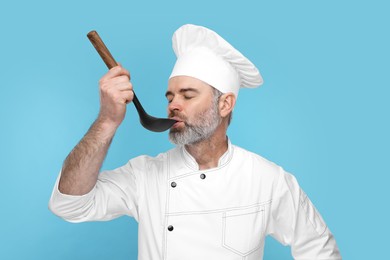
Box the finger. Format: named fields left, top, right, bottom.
left=116, top=82, right=133, bottom=93
left=114, top=63, right=131, bottom=79
left=104, top=78, right=133, bottom=92
left=100, top=65, right=131, bottom=82
left=104, top=75, right=131, bottom=86
left=122, top=90, right=134, bottom=104
left=100, top=74, right=132, bottom=94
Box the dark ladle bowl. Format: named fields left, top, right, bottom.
left=87, top=30, right=177, bottom=132
left=132, top=94, right=176, bottom=132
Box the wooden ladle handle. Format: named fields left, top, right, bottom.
left=87, top=30, right=118, bottom=69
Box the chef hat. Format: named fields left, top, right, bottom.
left=169, top=24, right=263, bottom=97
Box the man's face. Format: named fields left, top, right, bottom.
left=166, top=76, right=221, bottom=145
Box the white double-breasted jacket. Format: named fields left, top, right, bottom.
left=49, top=141, right=341, bottom=259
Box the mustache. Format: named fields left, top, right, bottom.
left=169, top=112, right=193, bottom=127
left=169, top=111, right=186, bottom=121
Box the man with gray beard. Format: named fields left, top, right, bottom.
left=169, top=87, right=222, bottom=146
left=49, top=24, right=341, bottom=260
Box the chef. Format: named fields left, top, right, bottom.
left=49, top=24, right=342, bottom=260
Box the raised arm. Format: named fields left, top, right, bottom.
left=58, top=65, right=133, bottom=195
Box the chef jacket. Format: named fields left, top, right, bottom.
left=49, top=140, right=341, bottom=260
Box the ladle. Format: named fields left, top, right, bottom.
left=87, top=30, right=177, bottom=132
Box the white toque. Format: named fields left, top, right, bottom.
left=169, top=24, right=263, bottom=97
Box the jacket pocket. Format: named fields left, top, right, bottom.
left=222, top=204, right=266, bottom=256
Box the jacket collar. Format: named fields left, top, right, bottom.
left=180, top=138, right=233, bottom=171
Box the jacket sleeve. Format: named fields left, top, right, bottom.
left=268, top=170, right=342, bottom=260
left=48, top=161, right=139, bottom=223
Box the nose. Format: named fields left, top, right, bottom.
left=167, top=97, right=182, bottom=115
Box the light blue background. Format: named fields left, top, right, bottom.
left=1, top=0, right=389, bottom=259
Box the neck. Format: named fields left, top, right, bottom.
left=184, top=128, right=228, bottom=170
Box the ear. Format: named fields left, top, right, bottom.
left=218, top=92, right=236, bottom=118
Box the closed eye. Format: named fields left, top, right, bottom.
left=165, top=88, right=199, bottom=103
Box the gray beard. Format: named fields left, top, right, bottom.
left=169, top=103, right=221, bottom=145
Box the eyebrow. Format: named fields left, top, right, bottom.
left=165, top=88, right=200, bottom=97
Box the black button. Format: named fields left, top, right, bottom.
left=168, top=225, right=174, bottom=231
left=200, top=173, right=206, bottom=179
left=171, top=182, right=177, bottom=188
